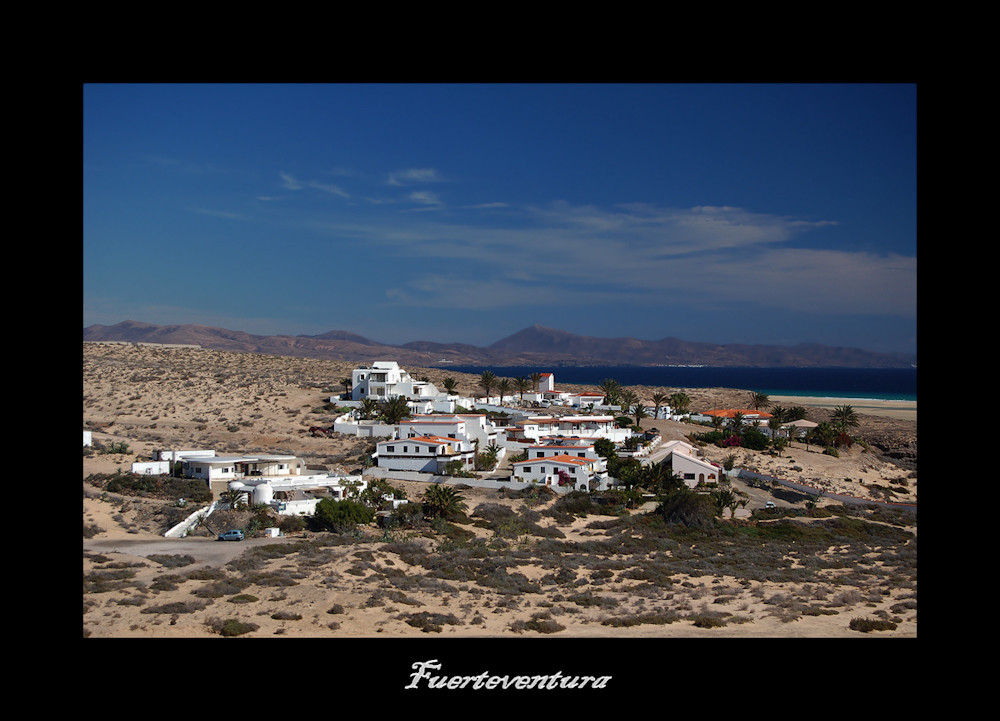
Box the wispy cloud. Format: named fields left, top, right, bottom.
left=191, top=207, right=245, bottom=220
left=280, top=171, right=350, bottom=198
left=310, top=199, right=912, bottom=320
left=387, top=168, right=441, bottom=186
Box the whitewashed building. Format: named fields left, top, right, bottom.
left=375, top=435, right=475, bottom=474
left=351, top=361, right=439, bottom=401
left=659, top=440, right=720, bottom=488
left=182, top=454, right=305, bottom=483
left=524, top=440, right=607, bottom=476
left=503, top=415, right=631, bottom=445
left=511, top=453, right=607, bottom=491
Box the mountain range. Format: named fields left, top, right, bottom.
left=83, top=321, right=916, bottom=368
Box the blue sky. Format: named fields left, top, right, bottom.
left=83, top=83, right=917, bottom=355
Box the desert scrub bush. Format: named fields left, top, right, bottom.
left=602, top=612, right=682, bottom=627
left=83, top=569, right=140, bottom=594
left=654, top=490, right=718, bottom=529
left=227, top=594, right=260, bottom=604
left=566, top=591, right=619, bottom=609
left=270, top=611, right=302, bottom=621
left=510, top=613, right=565, bottom=634
left=193, top=579, right=249, bottom=598
left=149, top=576, right=183, bottom=592
left=147, top=554, right=196, bottom=568
left=141, top=601, right=206, bottom=615
left=83, top=523, right=104, bottom=538
left=687, top=612, right=729, bottom=628
left=208, top=618, right=259, bottom=637
left=403, top=612, right=462, bottom=633
left=547, top=491, right=603, bottom=519
left=849, top=616, right=898, bottom=632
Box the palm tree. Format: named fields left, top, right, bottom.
left=768, top=405, right=787, bottom=441
left=599, top=378, right=622, bottom=407
left=530, top=372, right=542, bottom=392
left=831, top=404, right=860, bottom=434
left=478, top=442, right=502, bottom=471
left=749, top=392, right=770, bottom=411
left=641, top=461, right=683, bottom=495
left=379, top=396, right=412, bottom=425
left=513, top=376, right=531, bottom=405
left=422, top=483, right=467, bottom=521
left=359, top=397, right=380, bottom=420
left=497, top=378, right=511, bottom=405
left=650, top=391, right=670, bottom=420
left=341, top=377, right=352, bottom=397
left=478, top=370, right=497, bottom=401
left=630, top=401, right=648, bottom=429
left=730, top=412, right=746, bottom=438
left=442, top=377, right=458, bottom=394
left=669, top=392, right=691, bottom=414
left=811, top=421, right=837, bottom=448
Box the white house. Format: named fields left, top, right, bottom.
left=131, top=460, right=171, bottom=475
left=659, top=440, right=720, bottom=488
left=183, top=454, right=305, bottom=484
left=511, top=453, right=606, bottom=491
left=568, top=391, right=606, bottom=408
left=504, top=415, right=631, bottom=445
left=400, top=414, right=501, bottom=448
left=524, top=440, right=607, bottom=476
left=351, top=361, right=439, bottom=401
left=376, top=435, right=475, bottom=474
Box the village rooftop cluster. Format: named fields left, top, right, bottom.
left=90, top=360, right=803, bottom=535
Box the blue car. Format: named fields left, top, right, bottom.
left=218, top=529, right=244, bottom=541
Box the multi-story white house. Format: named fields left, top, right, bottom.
left=400, top=414, right=501, bottom=448
left=375, top=435, right=475, bottom=474
left=182, top=454, right=305, bottom=484
left=511, top=453, right=607, bottom=491
left=504, top=415, right=631, bottom=445
left=351, top=361, right=439, bottom=401
left=524, top=439, right=608, bottom=476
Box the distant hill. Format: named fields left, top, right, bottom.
left=83, top=320, right=916, bottom=368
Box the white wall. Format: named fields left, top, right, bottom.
left=131, top=461, right=171, bottom=475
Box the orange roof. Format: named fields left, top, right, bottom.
left=704, top=409, right=773, bottom=418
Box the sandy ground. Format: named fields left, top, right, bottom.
left=768, top=394, right=916, bottom=422
left=83, top=343, right=917, bottom=639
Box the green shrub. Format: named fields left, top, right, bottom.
left=212, top=618, right=259, bottom=637
left=312, top=498, right=374, bottom=532
left=849, top=616, right=898, bottom=633
left=655, top=490, right=717, bottom=529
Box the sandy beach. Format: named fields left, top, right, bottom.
left=767, top=394, right=916, bottom=422
left=83, top=343, right=917, bottom=639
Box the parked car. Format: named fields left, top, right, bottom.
left=764, top=501, right=776, bottom=509
left=218, top=529, right=244, bottom=541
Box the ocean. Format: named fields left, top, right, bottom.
left=434, top=366, right=917, bottom=402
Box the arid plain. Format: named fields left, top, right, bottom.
left=83, top=342, right=917, bottom=638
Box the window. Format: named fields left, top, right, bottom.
left=386, top=446, right=395, bottom=452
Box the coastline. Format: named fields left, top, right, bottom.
left=767, top=394, right=916, bottom=422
